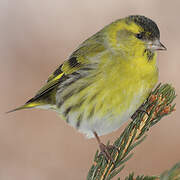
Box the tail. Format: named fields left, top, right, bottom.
left=6, top=102, right=41, bottom=113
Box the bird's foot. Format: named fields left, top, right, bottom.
left=99, top=143, right=119, bottom=164
left=93, top=131, right=119, bottom=164
left=131, top=106, right=149, bottom=120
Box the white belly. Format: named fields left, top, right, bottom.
left=63, top=89, right=145, bottom=138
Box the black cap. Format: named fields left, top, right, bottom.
left=128, top=15, right=160, bottom=40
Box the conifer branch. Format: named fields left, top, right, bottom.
left=87, top=83, right=176, bottom=180
left=125, top=161, right=180, bottom=180
left=160, top=162, right=180, bottom=180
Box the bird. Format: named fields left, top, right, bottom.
left=8, top=15, right=166, bottom=160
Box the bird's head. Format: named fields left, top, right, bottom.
left=104, top=15, right=166, bottom=60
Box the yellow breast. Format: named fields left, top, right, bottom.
left=82, top=52, right=158, bottom=119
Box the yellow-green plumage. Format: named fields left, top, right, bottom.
left=9, top=15, right=166, bottom=138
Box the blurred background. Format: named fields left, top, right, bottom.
left=0, top=0, right=180, bottom=179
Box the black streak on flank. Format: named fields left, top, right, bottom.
left=58, top=90, right=76, bottom=108
left=87, top=106, right=95, bottom=119
left=75, top=99, right=85, bottom=109
left=76, top=83, right=91, bottom=94
left=64, top=106, right=72, bottom=117
left=76, top=114, right=83, bottom=128
left=64, top=99, right=85, bottom=123
left=68, top=57, right=81, bottom=68
left=88, top=93, right=99, bottom=103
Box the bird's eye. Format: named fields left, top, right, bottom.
left=136, top=33, right=143, bottom=39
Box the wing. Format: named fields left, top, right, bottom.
left=8, top=55, right=87, bottom=113
left=28, top=34, right=105, bottom=105
left=8, top=32, right=106, bottom=112
left=26, top=28, right=107, bottom=105
left=26, top=55, right=84, bottom=105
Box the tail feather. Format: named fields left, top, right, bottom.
left=7, top=102, right=41, bottom=113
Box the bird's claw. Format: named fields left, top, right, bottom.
left=131, top=106, right=149, bottom=120
left=99, top=143, right=119, bottom=164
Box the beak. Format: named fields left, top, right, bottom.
left=148, top=39, right=167, bottom=51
